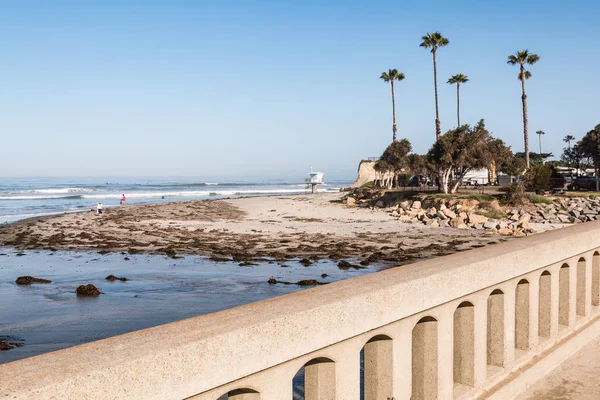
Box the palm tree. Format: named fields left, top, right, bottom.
left=563, top=135, right=575, bottom=149
left=507, top=50, right=540, bottom=168
left=536, top=130, right=545, bottom=155
left=420, top=32, right=450, bottom=141
left=380, top=69, right=406, bottom=142
left=447, top=74, right=469, bottom=127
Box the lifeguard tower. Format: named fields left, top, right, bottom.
left=305, top=170, right=325, bottom=194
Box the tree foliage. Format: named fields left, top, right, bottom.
left=375, top=139, right=412, bottom=188
left=579, top=124, right=600, bottom=191
left=426, top=120, right=512, bottom=194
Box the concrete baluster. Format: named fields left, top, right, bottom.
left=528, top=277, right=539, bottom=349
left=305, top=359, right=336, bottom=400
left=363, top=337, right=393, bottom=400
left=473, top=295, right=488, bottom=387
left=437, top=311, right=454, bottom=400
left=393, top=320, right=413, bottom=400
left=334, top=347, right=360, bottom=400
left=503, top=285, right=516, bottom=369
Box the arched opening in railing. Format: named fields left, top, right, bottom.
left=217, top=388, right=260, bottom=400
left=539, top=271, right=552, bottom=338
left=559, top=263, right=570, bottom=326
left=487, top=289, right=505, bottom=368
left=577, top=257, right=587, bottom=316
left=361, top=335, right=393, bottom=400
left=593, top=252, right=600, bottom=306
left=515, top=279, right=530, bottom=351
left=412, top=316, right=438, bottom=400
left=453, top=301, right=474, bottom=387
left=292, top=357, right=336, bottom=400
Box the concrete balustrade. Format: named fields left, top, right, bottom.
left=3, top=222, right=600, bottom=400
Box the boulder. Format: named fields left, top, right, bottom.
left=483, top=221, right=497, bottom=230
left=426, top=207, right=438, bottom=218
left=400, top=200, right=411, bottom=210
left=427, top=220, right=439, bottom=228
left=557, top=214, right=571, bottom=223
left=468, top=213, right=488, bottom=224
left=76, top=284, right=102, bottom=296
left=439, top=219, right=450, bottom=228
left=346, top=197, right=356, bottom=206
left=518, top=213, right=532, bottom=223
left=449, top=217, right=464, bottom=228
left=375, top=200, right=385, bottom=208
left=412, top=201, right=422, bottom=210
left=498, top=228, right=514, bottom=236
left=15, top=276, right=52, bottom=285
left=457, top=223, right=470, bottom=230
left=443, top=209, right=457, bottom=219
left=436, top=210, right=448, bottom=220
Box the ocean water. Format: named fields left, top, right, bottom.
left=0, top=248, right=375, bottom=365
left=0, top=177, right=349, bottom=224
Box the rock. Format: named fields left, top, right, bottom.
left=449, top=217, right=464, bottom=228
left=513, top=230, right=526, bottom=237
left=321, top=274, right=328, bottom=278
left=15, top=276, right=52, bottom=285
left=579, top=216, right=588, bottom=222
left=399, top=215, right=413, bottom=223
left=76, top=284, right=102, bottom=296
left=436, top=210, right=448, bottom=220
left=346, top=197, right=356, bottom=206
left=457, top=223, right=470, bottom=230
left=509, top=213, right=520, bottom=221
left=239, top=261, right=258, bottom=266
left=299, top=258, right=312, bottom=266
left=483, top=221, right=497, bottom=230
left=390, top=210, right=399, bottom=216
left=375, top=200, right=385, bottom=208
left=297, top=279, right=322, bottom=286
left=518, top=213, right=532, bottom=223
left=439, top=219, right=450, bottom=228
left=468, top=213, right=488, bottom=224
left=558, top=215, right=571, bottom=223
left=570, top=210, right=581, bottom=218
left=412, top=201, right=422, bottom=210
left=443, top=209, right=457, bottom=219
left=426, top=207, right=438, bottom=218
left=459, top=211, right=468, bottom=219
left=519, top=221, right=531, bottom=230
left=400, top=200, right=411, bottom=210
left=427, top=220, right=439, bottom=228
left=473, top=224, right=484, bottom=230
left=105, top=275, right=127, bottom=282
left=267, top=277, right=277, bottom=284
left=498, top=228, right=514, bottom=236
left=338, top=260, right=353, bottom=270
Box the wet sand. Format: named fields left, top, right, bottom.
left=0, top=193, right=510, bottom=264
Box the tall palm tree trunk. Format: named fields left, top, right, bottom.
left=539, top=134, right=542, bottom=154
left=456, top=82, right=460, bottom=127
left=391, top=80, right=397, bottom=142
left=521, top=66, right=530, bottom=168
left=433, top=49, right=441, bottom=141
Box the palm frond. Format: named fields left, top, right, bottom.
left=396, top=72, right=406, bottom=81
left=518, top=71, right=532, bottom=81
left=507, top=55, right=518, bottom=65
left=527, top=54, right=540, bottom=64
left=380, top=72, right=390, bottom=81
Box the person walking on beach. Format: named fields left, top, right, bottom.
left=97, top=202, right=103, bottom=215
left=120, top=194, right=126, bottom=207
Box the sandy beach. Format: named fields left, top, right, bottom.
left=0, top=192, right=510, bottom=264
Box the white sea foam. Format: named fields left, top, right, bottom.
left=30, top=188, right=90, bottom=194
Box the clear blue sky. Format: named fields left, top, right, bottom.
left=1, top=0, right=598, bottom=180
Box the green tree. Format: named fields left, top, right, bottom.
left=420, top=32, right=449, bottom=141
left=563, top=134, right=576, bottom=181
left=376, top=139, right=412, bottom=188
left=426, top=120, right=512, bottom=193
left=447, top=74, right=469, bottom=127
left=536, top=130, right=545, bottom=155
left=380, top=69, right=406, bottom=142
left=579, top=124, right=600, bottom=191
left=507, top=50, right=540, bottom=169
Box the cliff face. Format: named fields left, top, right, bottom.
left=350, top=160, right=393, bottom=188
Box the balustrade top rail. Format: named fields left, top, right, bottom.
left=2, top=221, right=599, bottom=399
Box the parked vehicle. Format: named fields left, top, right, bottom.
left=569, top=175, right=598, bottom=191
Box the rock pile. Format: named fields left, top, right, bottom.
left=385, top=198, right=533, bottom=237
left=345, top=190, right=600, bottom=237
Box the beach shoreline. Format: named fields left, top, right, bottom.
left=0, top=192, right=510, bottom=263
